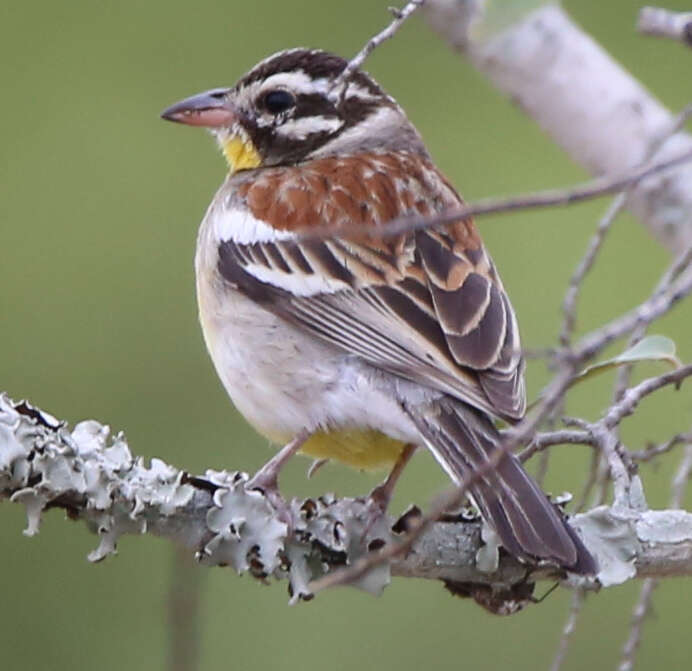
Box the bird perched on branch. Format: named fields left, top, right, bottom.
left=162, top=48, right=596, bottom=574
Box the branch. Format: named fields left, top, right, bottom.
left=2, top=393, right=692, bottom=613
left=603, top=365, right=692, bottom=430
left=560, top=105, right=692, bottom=349
left=638, top=7, right=692, bottom=47
left=422, top=1, right=692, bottom=252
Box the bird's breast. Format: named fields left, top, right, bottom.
left=194, top=196, right=419, bottom=465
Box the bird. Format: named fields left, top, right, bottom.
left=161, top=48, right=596, bottom=574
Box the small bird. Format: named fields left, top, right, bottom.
left=162, top=48, right=596, bottom=573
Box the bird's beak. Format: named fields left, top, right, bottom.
left=160, top=88, right=235, bottom=127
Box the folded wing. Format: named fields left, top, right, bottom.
left=218, top=152, right=525, bottom=422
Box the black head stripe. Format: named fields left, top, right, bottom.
left=236, top=48, right=385, bottom=98
left=232, top=48, right=402, bottom=165
left=294, top=93, right=337, bottom=120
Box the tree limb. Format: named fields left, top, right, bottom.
left=422, top=1, right=692, bottom=252
left=2, top=393, right=692, bottom=613
left=638, top=7, right=692, bottom=47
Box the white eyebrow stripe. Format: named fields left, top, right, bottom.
left=257, top=71, right=331, bottom=96
left=309, top=105, right=401, bottom=158
left=343, top=83, right=382, bottom=102
left=274, top=115, right=344, bottom=138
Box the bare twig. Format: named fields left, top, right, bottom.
left=630, top=431, right=692, bottom=463
left=560, top=195, right=626, bottom=348
left=167, top=548, right=203, bottom=671
left=574, top=451, right=603, bottom=513
left=613, top=241, right=692, bottom=401
left=519, top=430, right=594, bottom=462
left=520, top=367, right=691, bottom=511
left=572, top=264, right=692, bottom=363
left=603, top=365, right=692, bottom=431
left=618, top=577, right=659, bottom=671
left=549, top=589, right=586, bottom=671
left=329, top=251, right=692, bottom=595
left=559, top=104, right=692, bottom=349
left=333, top=0, right=425, bottom=101
left=638, top=7, right=692, bottom=47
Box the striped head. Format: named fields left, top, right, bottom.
left=161, top=48, right=427, bottom=173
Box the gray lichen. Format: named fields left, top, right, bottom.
left=2, top=393, right=692, bottom=607
left=0, top=393, right=396, bottom=598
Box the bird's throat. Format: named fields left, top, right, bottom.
left=222, top=135, right=261, bottom=174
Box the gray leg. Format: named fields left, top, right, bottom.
left=246, top=430, right=310, bottom=494
left=368, top=443, right=417, bottom=512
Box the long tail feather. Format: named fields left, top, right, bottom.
left=405, top=399, right=596, bottom=574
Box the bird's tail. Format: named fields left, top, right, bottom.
left=405, top=399, right=596, bottom=574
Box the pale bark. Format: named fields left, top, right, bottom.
left=423, top=1, right=692, bottom=252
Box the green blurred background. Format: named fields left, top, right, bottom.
left=1, top=1, right=691, bottom=669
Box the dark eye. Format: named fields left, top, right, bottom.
left=262, top=89, right=296, bottom=115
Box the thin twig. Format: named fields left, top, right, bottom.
left=593, top=455, right=612, bottom=508
left=613, top=242, right=692, bottom=401
left=333, top=0, right=425, bottom=102
left=573, top=264, right=692, bottom=362
left=303, top=146, right=692, bottom=241
left=322, top=292, right=692, bottom=592
left=560, top=194, right=627, bottom=347
left=549, top=589, right=586, bottom=671
left=167, top=548, right=203, bottom=671
left=630, top=431, right=692, bottom=463
left=618, top=578, right=659, bottom=671
left=519, top=430, right=594, bottom=462
left=603, top=365, right=692, bottom=431
left=562, top=102, right=692, bottom=350
left=574, top=451, right=602, bottom=513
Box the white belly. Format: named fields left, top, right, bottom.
left=194, top=208, right=420, bottom=445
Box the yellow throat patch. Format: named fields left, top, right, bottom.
left=222, top=135, right=261, bottom=174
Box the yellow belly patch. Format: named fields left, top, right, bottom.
left=299, top=429, right=407, bottom=471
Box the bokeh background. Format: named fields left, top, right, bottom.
left=1, top=1, right=691, bottom=669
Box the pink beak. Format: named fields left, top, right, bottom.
left=161, top=88, right=236, bottom=127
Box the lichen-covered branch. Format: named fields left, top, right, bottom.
left=2, top=393, right=692, bottom=612
left=422, top=1, right=692, bottom=252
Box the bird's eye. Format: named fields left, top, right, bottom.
left=262, top=89, right=296, bottom=115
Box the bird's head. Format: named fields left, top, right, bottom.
left=161, top=48, right=425, bottom=174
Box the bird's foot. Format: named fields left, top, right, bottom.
left=245, top=431, right=309, bottom=530
left=361, top=443, right=417, bottom=540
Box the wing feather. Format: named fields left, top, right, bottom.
left=221, top=153, right=525, bottom=421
